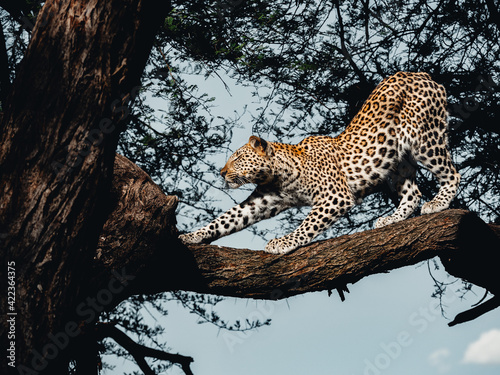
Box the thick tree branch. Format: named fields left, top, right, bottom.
left=95, top=323, right=194, bottom=375
left=95, top=155, right=500, bottom=309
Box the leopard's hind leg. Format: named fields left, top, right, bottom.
left=417, top=149, right=460, bottom=214
left=375, top=157, right=422, bottom=228
left=415, top=121, right=461, bottom=214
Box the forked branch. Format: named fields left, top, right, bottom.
left=95, top=323, right=194, bottom=375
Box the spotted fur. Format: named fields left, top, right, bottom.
left=179, top=72, right=460, bottom=254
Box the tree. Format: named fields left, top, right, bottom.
left=0, top=1, right=499, bottom=374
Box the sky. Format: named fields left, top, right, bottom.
left=157, top=263, right=500, bottom=375
left=106, top=65, right=500, bottom=375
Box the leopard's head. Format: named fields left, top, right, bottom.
left=221, top=136, right=275, bottom=188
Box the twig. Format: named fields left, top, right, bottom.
left=157, top=47, right=177, bottom=84
left=334, top=0, right=368, bottom=85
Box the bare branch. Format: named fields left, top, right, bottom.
left=333, top=0, right=368, bottom=85
left=96, top=323, right=194, bottom=375
left=448, top=296, right=500, bottom=327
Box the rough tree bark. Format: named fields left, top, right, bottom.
left=0, top=1, right=170, bottom=374
left=96, top=154, right=500, bottom=318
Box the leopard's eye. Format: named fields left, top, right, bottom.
left=233, top=152, right=243, bottom=162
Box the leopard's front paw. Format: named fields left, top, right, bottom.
left=179, top=231, right=205, bottom=244
left=421, top=200, right=448, bottom=215
left=374, top=216, right=394, bottom=228
left=264, top=237, right=297, bottom=254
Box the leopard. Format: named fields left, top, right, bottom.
left=179, top=72, right=461, bottom=254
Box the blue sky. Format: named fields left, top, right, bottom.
left=106, top=68, right=500, bottom=375
left=158, top=261, right=500, bottom=375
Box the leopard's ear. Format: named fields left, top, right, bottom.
left=249, top=136, right=273, bottom=157
left=249, top=135, right=267, bottom=150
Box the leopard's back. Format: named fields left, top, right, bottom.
left=334, top=72, right=449, bottom=196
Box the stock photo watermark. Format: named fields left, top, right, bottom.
left=50, top=86, right=141, bottom=175
left=17, top=8, right=54, bottom=35
left=12, top=267, right=135, bottom=375
left=222, top=273, right=313, bottom=353
left=222, top=299, right=285, bottom=353
left=6, top=261, right=16, bottom=368
left=359, top=291, right=459, bottom=375
left=450, top=74, right=498, bottom=125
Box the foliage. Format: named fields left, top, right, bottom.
left=3, top=1, right=498, bottom=228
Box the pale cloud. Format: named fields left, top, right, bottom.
left=429, top=348, right=452, bottom=373
left=463, top=329, right=500, bottom=365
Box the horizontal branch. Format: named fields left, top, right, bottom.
left=180, top=210, right=500, bottom=299
left=95, top=155, right=500, bottom=305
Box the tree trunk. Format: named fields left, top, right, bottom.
left=0, top=1, right=170, bottom=374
